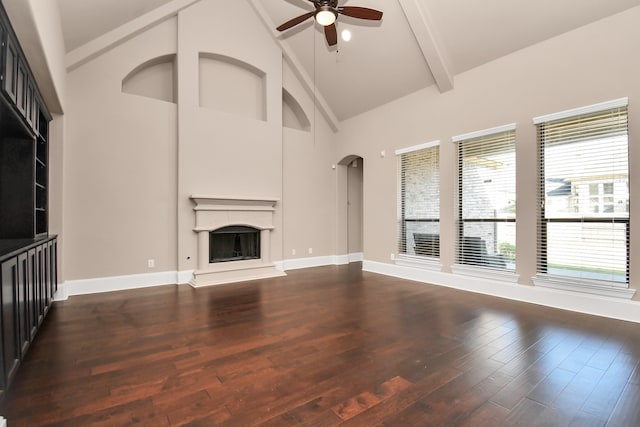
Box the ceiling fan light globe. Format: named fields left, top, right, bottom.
left=316, top=9, right=337, bottom=26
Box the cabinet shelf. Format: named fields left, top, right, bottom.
left=0, top=2, right=50, bottom=240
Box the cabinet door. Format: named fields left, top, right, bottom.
left=50, top=239, right=57, bottom=297
left=27, top=248, right=37, bottom=339
left=25, top=80, right=33, bottom=128
left=2, top=35, right=18, bottom=103
left=17, top=252, right=30, bottom=354
left=42, top=242, right=51, bottom=311
left=35, top=244, right=44, bottom=324
left=15, top=58, right=26, bottom=116
left=1, top=257, right=20, bottom=387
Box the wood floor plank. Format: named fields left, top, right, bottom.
left=605, top=383, right=640, bottom=427
left=581, top=351, right=637, bottom=418
left=2, top=263, right=640, bottom=426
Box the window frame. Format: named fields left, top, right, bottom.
left=395, top=141, right=442, bottom=270
left=452, top=124, right=518, bottom=281
left=532, top=98, right=634, bottom=299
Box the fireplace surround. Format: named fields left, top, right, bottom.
left=189, top=196, right=285, bottom=287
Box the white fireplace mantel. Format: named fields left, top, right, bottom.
left=189, top=195, right=285, bottom=287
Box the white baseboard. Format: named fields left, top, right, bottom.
left=281, top=255, right=336, bottom=271
left=177, top=270, right=194, bottom=284
left=280, top=253, right=362, bottom=271
left=56, top=270, right=184, bottom=300
left=348, top=252, right=364, bottom=262
left=363, top=260, right=640, bottom=324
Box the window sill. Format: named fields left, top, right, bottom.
left=532, top=274, right=636, bottom=300
left=395, top=254, right=441, bottom=271
left=451, top=264, right=519, bottom=283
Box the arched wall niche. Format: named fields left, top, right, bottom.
left=199, top=53, right=266, bottom=121
left=122, top=54, right=177, bottom=103
left=282, top=88, right=310, bottom=132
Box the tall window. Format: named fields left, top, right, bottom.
left=535, top=99, right=629, bottom=288
left=397, top=142, right=440, bottom=259
left=454, top=125, right=516, bottom=271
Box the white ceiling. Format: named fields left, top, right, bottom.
left=57, top=0, right=640, bottom=121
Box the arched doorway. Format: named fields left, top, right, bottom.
left=337, top=155, right=364, bottom=263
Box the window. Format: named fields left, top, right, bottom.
left=534, top=98, right=630, bottom=294
left=454, top=124, right=516, bottom=272
left=397, top=142, right=440, bottom=261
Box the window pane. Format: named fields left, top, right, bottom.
left=538, top=103, right=629, bottom=285
left=461, top=222, right=515, bottom=270
left=461, top=139, right=516, bottom=219
left=544, top=137, right=628, bottom=219
left=403, top=149, right=439, bottom=220
left=545, top=222, right=627, bottom=283
left=399, top=145, right=440, bottom=257
left=404, top=222, right=439, bottom=257
left=457, top=127, right=516, bottom=271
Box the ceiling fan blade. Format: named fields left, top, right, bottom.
left=276, top=11, right=315, bottom=31
left=324, top=23, right=338, bottom=46
left=338, top=6, right=383, bottom=20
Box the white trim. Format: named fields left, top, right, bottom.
left=348, top=252, right=364, bottom=262
left=533, top=97, right=629, bottom=124
left=452, top=264, right=520, bottom=283
left=278, top=253, right=362, bottom=271
left=334, top=254, right=350, bottom=265
left=177, top=270, right=194, bottom=284
left=66, top=0, right=201, bottom=71
left=395, top=140, right=440, bottom=156
left=363, top=260, right=640, bottom=324
left=533, top=274, right=636, bottom=299
left=452, top=123, right=516, bottom=142
left=398, top=0, right=454, bottom=93
left=0, top=416, right=6, bottom=427
left=281, top=256, right=337, bottom=271
left=52, top=254, right=361, bottom=298
left=395, top=254, right=441, bottom=271
left=53, top=284, right=68, bottom=301
left=61, top=270, right=179, bottom=297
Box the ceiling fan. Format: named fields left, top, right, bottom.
left=276, top=0, right=383, bottom=46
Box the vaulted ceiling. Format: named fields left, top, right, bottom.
left=57, top=0, right=640, bottom=122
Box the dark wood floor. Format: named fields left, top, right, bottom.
left=2, top=263, right=640, bottom=426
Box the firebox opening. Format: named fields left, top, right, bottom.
left=209, top=226, right=261, bottom=263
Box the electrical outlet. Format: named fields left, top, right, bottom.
left=390, top=253, right=395, bottom=260
left=292, top=249, right=296, bottom=255
left=308, top=248, right=313, bottom=255
left=147, top=259, right=155, bottom=268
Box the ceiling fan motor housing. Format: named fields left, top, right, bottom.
left=315, top=5, right=338, bottom=26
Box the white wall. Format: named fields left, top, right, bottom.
left=64, top=18, right=178, bottom=280
left=337, top=6, right=640, bottom=300
left=61, top=0, right=339, bottom=285
left=282, top=59, right=338, bottom=262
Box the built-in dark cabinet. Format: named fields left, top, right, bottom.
left=0, top=237, right=57, bottom=400
left=0, top=2, right=56, bottom=401
left=1, top=256, right=20, bottom=391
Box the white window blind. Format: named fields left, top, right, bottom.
left=536, top=102, right=629, bottom=285
left=397, top=143, right=440, bottom=258
left=456, top=126, right=516, bottom=270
